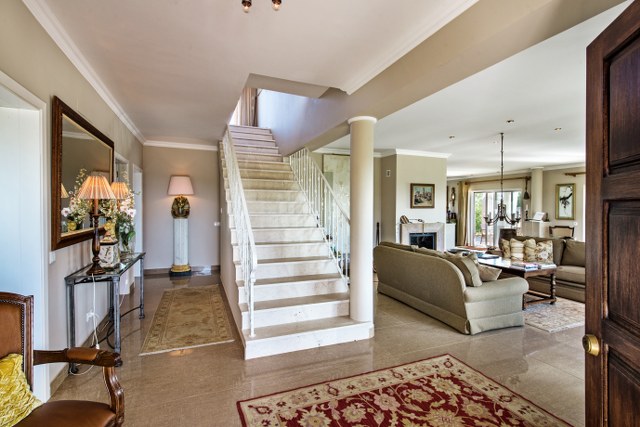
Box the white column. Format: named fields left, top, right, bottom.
left=530, top=167, right=544, bottom=214
left=348, top=116, right=376, bottom=323
left=171, top=217, right=191, bottom=274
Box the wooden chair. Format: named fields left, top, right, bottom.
left=549, top=225, right=575, bottom=239
left=0, top=292, right=124, bottom=427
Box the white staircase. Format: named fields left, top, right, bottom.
left=221, top=125, right=373, bottom=359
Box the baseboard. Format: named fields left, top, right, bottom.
left=144, top=265, right=220, bottom=276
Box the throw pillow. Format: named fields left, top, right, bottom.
left=510, top=238, right=525, bottom=261
left=524, top=239, right=554, bottom=264
left=443, top=253, right=483, bottom=287
left=499, top=238, right=511, bottom=258
left=0, top=354, right=42, bottom=426
left=562, top=240, right=586, bottom=267
left=477, top=264, right=502, bottom=282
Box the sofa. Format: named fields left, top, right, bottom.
left=373, top=242, right=529, bottom=335
left=498, top=236, right=586, bottom=302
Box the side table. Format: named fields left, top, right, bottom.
left=65, top=252, right=145, bottom=371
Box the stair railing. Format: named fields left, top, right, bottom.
left=222, top=128, right=258, bottom=337
left=288, top=148, right=350, bottom=280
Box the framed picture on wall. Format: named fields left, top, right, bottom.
left=556, top=183, right=575, bottom=220
left=410, top=183, right=435, bottom=208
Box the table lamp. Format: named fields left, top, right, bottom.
left=167, top=175, right=194, bottom=276
left=77, top=174, right=116, bottom=275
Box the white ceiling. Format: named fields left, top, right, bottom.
left=25, top=0, right=478, bottom=146
left=327, top=2, right=630, bottom=178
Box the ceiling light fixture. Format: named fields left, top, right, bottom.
left=484, top=133, right=521, bottom=226
left=241, top=0, right=282, bottom=13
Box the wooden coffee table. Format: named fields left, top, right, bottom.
left=478, top=257, right=557, bottom=309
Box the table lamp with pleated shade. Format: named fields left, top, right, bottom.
left=78, top=175, right=116, bottom=274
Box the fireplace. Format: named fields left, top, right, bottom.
left=400, top=222, right=446, bottom=251
left=409, top=232, right=436, bottom=250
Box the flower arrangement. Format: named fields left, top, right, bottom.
left=101, top=178, right=137, bottom=253
left=62, top=168, right=91, bottom=229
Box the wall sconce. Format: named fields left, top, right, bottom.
left=450, top=187, right=456, bottom=208
left=77, top=175, right=115, bottom=275
left=167, top=175, right=194, bottom=276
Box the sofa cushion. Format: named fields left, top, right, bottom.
left=524, top=239, right=554, bottom=264
left=379, top=241, right=413, bottom=252
left=562, top=240, right=585, bottom=267
left=443, top=253, right=483, bottom=287
left=510, top=238, right=525, bottom=261
left=477, top=264, right=501, bottom=282
left=413, top=246, right=445, bottom=258
left=556, top=265, right=585, bottom=284
left=499, top=239, right=511, bottom=258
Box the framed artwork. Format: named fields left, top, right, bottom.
left=410, top=183, right=435, bottom=208
left=556, top=183, right=575, bottom=220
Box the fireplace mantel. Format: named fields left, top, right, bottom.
left=400, top=222, right=445, bottom=251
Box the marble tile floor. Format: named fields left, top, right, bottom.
left=52, top=273, right=585, bottom=426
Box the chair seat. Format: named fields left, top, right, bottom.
left=17, top=400, right=116, bottom=427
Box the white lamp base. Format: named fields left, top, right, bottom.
left=170, top=217, right=191, bottom=276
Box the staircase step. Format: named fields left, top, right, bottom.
left=239, top=189, right=305, bottom=202
left=236, top=152, right=283, bottom=163
left=246, top=201, right=310, bottom=214
left=229, top=125, right=272, bottom=136
left=237, top=160, right=290, bottom=171
left=237, top=273, right=346, bottom=303
left=242, top=317, right=373, bottom=359
left=238, top=179, right=299, bottom=191
left=238, top=257, right=336, bottom=280
left=235, top=168, right=294, bottom=180
left=234, top=145, right=281, bottom=155
left=232, top=226, right=324, bottom=243
left=240, top=292, right=349, bottom=329
left=249, top=214, right=317, bottom=228
left=234, top=241, right=329, bottom=260
left=232, top=139, right=277, bottom=148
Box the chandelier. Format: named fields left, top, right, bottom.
left=242, top=0, right=282, bottom=13
left=484, top=132, right=521, bottom=226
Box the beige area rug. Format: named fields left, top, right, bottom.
left=237, top=354, right=572, bottom=426
left=140, top=285, right=234, bottom=356
left=524, top=296, right=584, bottom=333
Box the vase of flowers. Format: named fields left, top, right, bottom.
left=101, top=177, right=137, bottom=255
left=61, top=168, right=91, bottom=232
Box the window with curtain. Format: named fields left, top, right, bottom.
left=470, top=190, right=522, bottom=246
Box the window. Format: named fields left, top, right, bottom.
left=470, top=190, right=522, bottom=246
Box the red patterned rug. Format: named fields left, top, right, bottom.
left=237, top=354, right=571, bottom=426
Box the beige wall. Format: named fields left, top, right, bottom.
left=381, top=154, right=447, bottom=242
left=142, top=146, right=220, bottom=270
left=0, top=0, right=143, bottom=394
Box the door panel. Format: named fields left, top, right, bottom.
left=586, top=1, right=640, bottom=425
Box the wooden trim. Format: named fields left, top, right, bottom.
left=464, top=176, right=529, bottom=185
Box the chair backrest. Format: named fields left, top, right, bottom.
left=549, top=225, right=575, bottom=238
left=0, top=292, right=33, bottom=387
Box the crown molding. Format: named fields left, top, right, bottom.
left=381, top=149, right=451, bottom=159
left=144, top=140, right=218, bottom=152
left=340, top=0, right=479, bottom=94
left=23, top=0, right=145, bottom=144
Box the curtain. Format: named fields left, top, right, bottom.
left=457, top=181, right=470, bottom=245
left=239, top=87, right=258, bottom=127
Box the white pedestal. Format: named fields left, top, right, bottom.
left=171, top=217, right=191, bottom=275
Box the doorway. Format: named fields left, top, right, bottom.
left=0, top=71, right=49, bottom=399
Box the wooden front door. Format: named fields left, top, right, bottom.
left=586, top=1, right=640, bottom=425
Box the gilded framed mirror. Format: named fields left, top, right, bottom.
left=51, top=96, right=114, bottom=250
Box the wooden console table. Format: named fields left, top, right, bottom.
left=478, top=257, right=557, bottom=308
left=65, top=252, right=145, bottom=371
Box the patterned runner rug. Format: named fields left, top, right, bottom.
left=524, top=297, right=584, bottom=333
left=140, top=285, right=234, bottom=355
left=237, top=354, right=571, bottom=426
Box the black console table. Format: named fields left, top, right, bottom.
left=65, top=252, right=145, bottom=371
